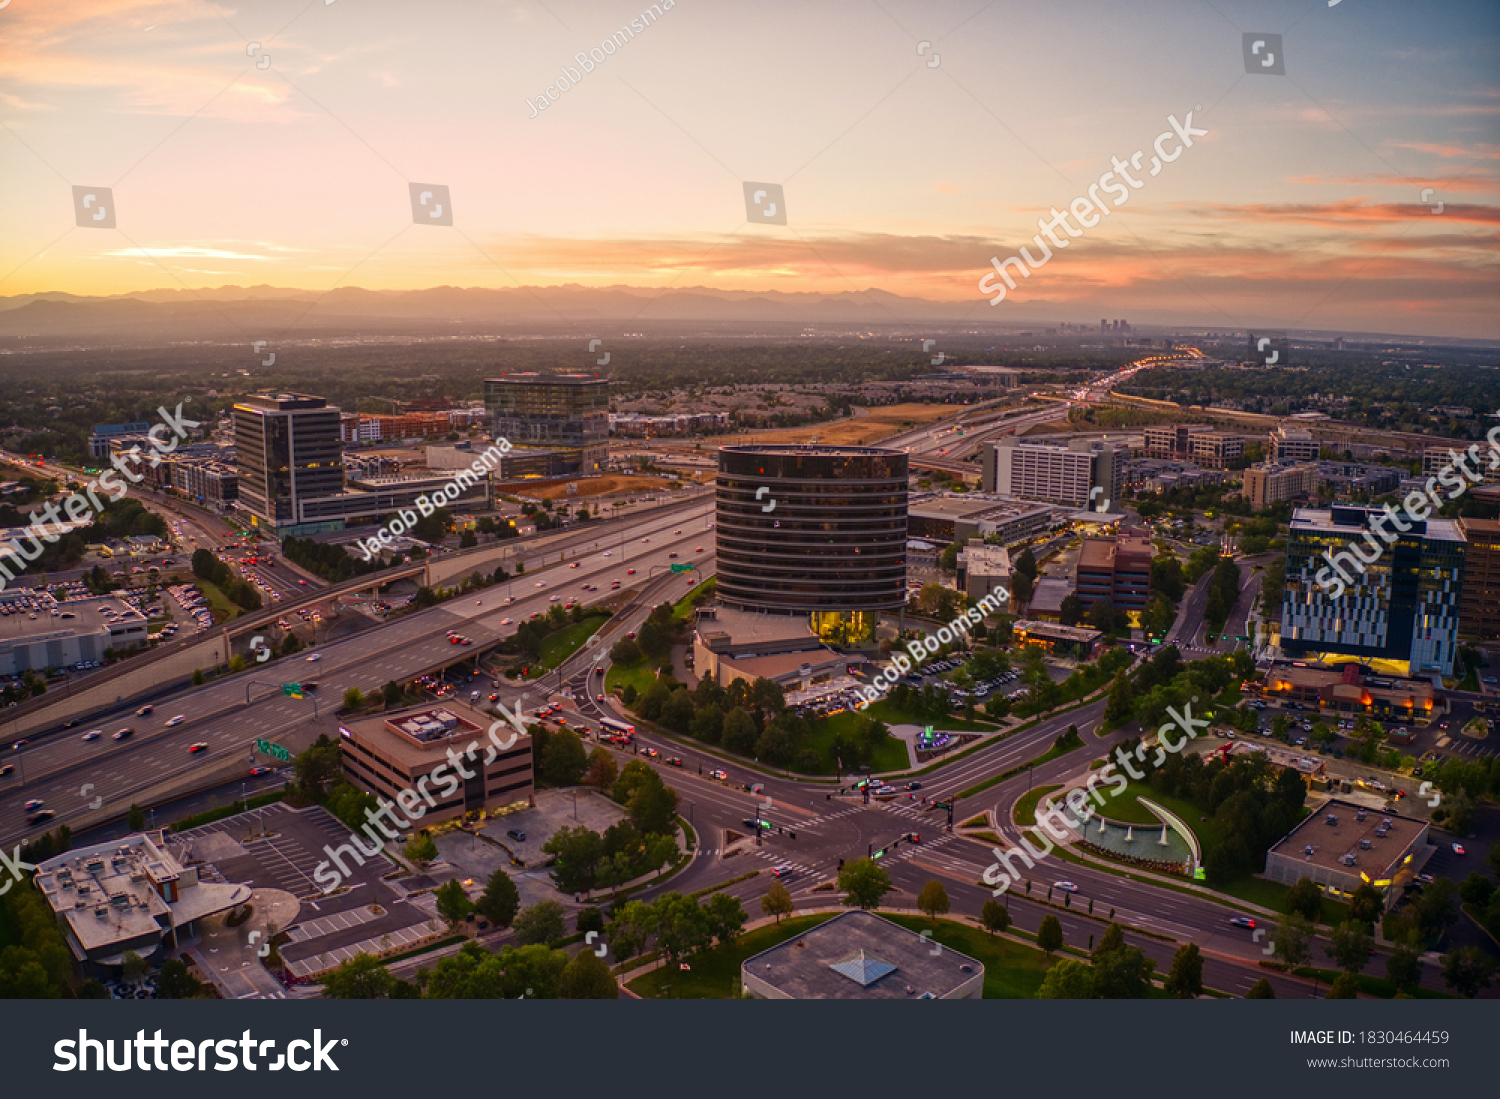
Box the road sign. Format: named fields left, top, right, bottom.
left=255, top=738, right=293, bottom=763
left=283, top=683, right=303, bottom=698
left=669, top=563, right=695, bottom=573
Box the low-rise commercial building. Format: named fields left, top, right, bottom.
left=955, top=539, right=1011, bottom=603
left=34, top=833, right=251, bottom=976
left=1263, top=799, right=1432, bottom=908
left=1074, top=529, right=1152, bottom=613
left=692, top=607, right=845, bottom=690
left=1012, top=619, right=1103, bottom=658
left=0, top=592, right=149, bottom=675
left=338, top=702, right=534, bottom=825
left=1257, top=660, right=1436, bottom=721
left=741, top=911, right=983, bottom=999
left=1270, top=425, right=1320, bottom=463
left=907, top=493, right=1057, bottom=546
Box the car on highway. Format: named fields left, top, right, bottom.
left=1452, top=843, right=1466, bottom=856
left=602, top=551, right=611, bottom=557
left=570, top=562, right=580, bottom=569
left=549, top=595, right=560, bottom=602
left=81, top=729, right=103, bottom=741
left=626, top=568, right=636, bottom=575
left=136, top=705, right=154, bottom=716
left=249, top=766, right=272, bottom=777
left=28, top=810, right=55, bottom=825
left=506, top=829, right=526, bottom=842
left=906, top=781, right=922, bottom=791
left=188, top=742, right=209, bottom=753
left=306, top=653, right=321, bottom=662
left=695, top=546, right=703, bottom=552
left=0, top=765, right=13, bottom=777
left=165, top=715, right=186, bottom=727
left=1053, top=881, right=1078, bottom=893
left=23, top=799, right=44, bottom=812
left=668, top=552, right=678, bottom=559
left=298, top=579, right=307, bottom=585
left=596, top=694, right=606, bottom=703
left=10, top=740, right=28, bottom=750
left=113, top=728, right=134, bottom=741
left=708, top=769, right=729, bottom=781
left=1229, top=916, right=1257, bottom=929
left=772, top=864, right=793, bottom=878
left=665, top=757, right=683, bottom=767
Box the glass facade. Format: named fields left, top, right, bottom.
left=484, top=373, right=608, bottom=475
left=716, top=446, right=908, bottom=614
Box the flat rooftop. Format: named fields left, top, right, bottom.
left=0, top=593, right=141, bottom=643
left=1268, top=798, right=1428, bottom=880
left=696, top=606, right=820, bottom=651
left=340, top=701, right=510, bottom=767
left=744, top=911, right=982, bottom=999
left=1015, top=619, right=1102, bottom=643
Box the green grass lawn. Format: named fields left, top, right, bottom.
left=627, top=913, right=836, bottom=998
left=605, top=658, right=659, bottom=698
left=193, top=578, right=241, bottom=621
left=1292, top=967, right=1450, bottom=999
left=538, top=614, right=608, bottom=669
left=884, top=915, right=1059, bottom=998
left=671, top=577, right=716, bottom=621
left=1013, top=785, right=1062, bottom=826
left=802, top=710, right=912, bottom=774
left=855, top=699, right=996, bottom=733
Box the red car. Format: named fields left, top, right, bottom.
left=188, top=742, right=209, bottom=753
left=626, top=568, right=636, bottom=575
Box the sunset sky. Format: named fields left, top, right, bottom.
left=1, top=0, right=1497, bottom=336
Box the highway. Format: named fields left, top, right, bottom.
left=0, top=498, right=714, bottom=844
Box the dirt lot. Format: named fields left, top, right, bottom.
left=521, top=474, right=671, bottom=500
left=696, top=403, right=967, bottom=448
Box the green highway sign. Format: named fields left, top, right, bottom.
left=255, top=738, right=292, bottom=763
left=670, top=563, right=695, bottom=573
left=283, top=683, right=303, bottom=698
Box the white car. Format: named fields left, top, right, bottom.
left=82, top=730, right=102, bottom=742
left=1053, top=881, right=1079, bottom=893
left=165, top=715, right=186, bottom=727
left=602, top=551, right=611, bottom=557
left=306, top=654, right=321, bottom=662
left=500, top=618, right=513, bottom=625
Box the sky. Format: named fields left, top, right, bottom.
left=1, top=0, right=1497, bottom=337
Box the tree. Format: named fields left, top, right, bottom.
left=705, top=893, right=746, bottom=947
left=626, top=772, right=680, bottom=836
left=128, top=804, right=146, bottom=831
left=558, top=948, right=618, bottom=999
left=1059, top=593, right=1085, bottom=627
left=1458, top=872, right=1494, bottom=909
left=121, top=951, right=149, bottom=983
left=1094, top=922, right=1125, bottom=958
left=1165, top=942, right=1203, bottom=998
left=1326, top=972, right=1360, bottom=999
left=837, top=858, right=891, bottom=910
left=1348, top=882, right=1384, bottom=926
left=583, top=748, right=618, bottom=791
left=382, top=679, right=403, bottom=707
left=542, top=728, right=588, bottom=787
left=322, top=953, right=396, bottom=999
left=1036, top=914, right=1064, bottom=955
left=1092, top=944, right=1154, bottom=998
left=404, top=832, right=438, bottom=869
left=513, top=900, right=567, bottom=946
left=761, top=880, right=794, bottom=924
left=1273, top=913, right=1313, bottom=969
left=917, top=879, right=950, bottom=923
left=477, top=868, right=520, bottom=928
left=980, top=899, right=1010, bottom=936
left=1328, top=920, right=1373, bottom=974
left=156, top=959, right=203, bottom=999
left=652, top=892, right=712, bottom=962
left=435, top=879, right=472, bottom=927
left=1036, top=958, right=1094, bottom=998
left=1245, top=978, right=1276, bottom=999
left=722, top=707, right=758, bottom=755
left=1441, top=945, right=1496, bottom=998
left=1285, top=877, right=1324, bottom=923
left=1386, top=934, right=1423, bottom=995
left=342, top=686, right=364, bottom=710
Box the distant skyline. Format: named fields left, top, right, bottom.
left=1, top=0, right=1497, bottom=338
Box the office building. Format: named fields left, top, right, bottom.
left=484, top=373, right=609, bottom=477
left=1074, top=529, right=1152, bottom=614
left=907, top=493, right=1056, bottom=546
left=1270, top=425, right=1320, bottom=464
left=982, top=438, right=1120, bottom=509
left=1458, top=518, right=1500, bottom=641
left=1143, top=424, right=1213, bottom=460
left=741, top=911, right=983, bottom=1000
left=1316, top=461, right=1404, bottom=500
left=715, top=445, right=907, bottom=645
left=34, top=833, right=252, bottom=976
left=1263, top=799, right=1432, bottom=909
left=86, top=422, right=153, bottom=460
left=338, top=702, right=533, bottom=826
left=1012, top=619, right=1104, bottom=659
left=1258, top=659, right=1436, bottom=721
left=1424, top=445, right=1498, bottom=484
left=0, top=591, right=148, bottom=676
left=1242, top=463, right=1318, bottom=511
left=170, top=457, right=239, bottom=510
left=233, top=393, right=344, bottom=533
left=955, top=539, right=1011, bottom=603
left=1281, top=505, right=1464, bottom=676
